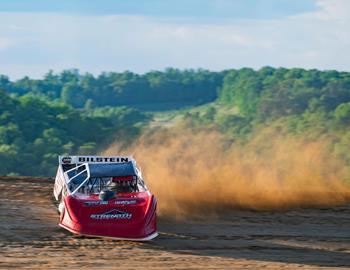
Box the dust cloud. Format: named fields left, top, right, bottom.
left=102, top=128, right=350, bottom=217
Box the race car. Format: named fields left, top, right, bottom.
left=53, top=155, right=158, bottom=240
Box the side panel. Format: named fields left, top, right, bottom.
left=53, top=166, right=65, bottom=200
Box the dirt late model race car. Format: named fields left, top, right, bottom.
left=53, top=155, right=158, bottom=240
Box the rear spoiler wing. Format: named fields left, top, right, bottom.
left=58, top=155, right=133, bottom=165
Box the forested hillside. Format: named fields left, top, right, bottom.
left=0, top=90, right=148, bottom=175
left=186, top=67, right=350, bottom=128
left=220, top=67, right=350, bottom=119
left=1, top=67, right=350, bottom=176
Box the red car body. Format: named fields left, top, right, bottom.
left=54, top=156, right=158, bottom=240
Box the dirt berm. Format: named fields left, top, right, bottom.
left=1, top=176, right=350, bottom=269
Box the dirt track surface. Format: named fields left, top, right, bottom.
left=1, top=177, right=350, bottom=269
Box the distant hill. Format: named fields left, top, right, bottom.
left=0, top=68, right=225, bottom=110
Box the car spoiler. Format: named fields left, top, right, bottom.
left=58, top=155, right=133, bottom=165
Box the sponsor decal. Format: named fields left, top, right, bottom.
left=84, top=201, right=108, bottom=206
left=78, top=156, right=129, bottom=163
left=115, top=200, right=137, bottom=205
left=62, top=156, right=72, bottom=164
left=59, top=155, right=131, bottom=164
left=90, top=209, right=132, bottom=220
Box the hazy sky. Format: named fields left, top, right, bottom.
left=0, top=0, right=349, bottom=79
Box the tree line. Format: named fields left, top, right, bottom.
left=0, top=68, right=225, bottom=109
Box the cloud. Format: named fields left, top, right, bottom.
left=313, top=0, right=350, bottom=21
left=0, top=0, right=349, bottom=79
left=0, top=37, right=14, bottom=50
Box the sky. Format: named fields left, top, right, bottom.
left=0, top=0, right=349, bottom=79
